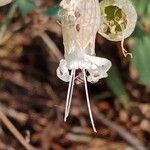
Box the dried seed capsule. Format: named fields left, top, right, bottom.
left=98, top=0, right=137, bottom=41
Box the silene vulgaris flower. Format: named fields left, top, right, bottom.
left=56, top=0, right=112, bottom=132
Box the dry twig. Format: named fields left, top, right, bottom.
left=0, top=110, right=37, bottom=150
left=0, top=103, right=28, bottom=123
left=40, top=32, right=63, bottom=61
left=93, top=106, right=147, bottom=150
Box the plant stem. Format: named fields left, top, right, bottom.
left=0, top=110, right=36, bottom=150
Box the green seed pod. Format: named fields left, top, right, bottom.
left=98, top=0, right=137, bottom=41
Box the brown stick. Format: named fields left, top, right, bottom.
left=93, top=106, right=147, bottom=150
left=0, top=103, right=28, bottom=123
left=0, top=110, right=37, bottom=150
left=40, top=32, right=63, bottom=61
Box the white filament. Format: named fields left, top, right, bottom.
left=64, top=69, right=74, bottom=122
left=83, top=69, right=97, bottom=132
left=64, top=68, right=97, bottom=132
left=65, top=69, right=76, bottom=120
left=64, top=69, right=75, bottom=122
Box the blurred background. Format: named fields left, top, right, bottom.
left=0, top=0, right=149, bottom=150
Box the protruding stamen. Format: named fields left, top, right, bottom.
left=83, top=69, right=97, bottom=132
left=64, top=69, right=74, bottom=122
left=66, top=69, right=76, bottom=118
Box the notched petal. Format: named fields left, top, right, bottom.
left=86, top=55, right=112, bottom=83
left=56, top=59, right=71, bottom=82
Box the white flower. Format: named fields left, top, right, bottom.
left=0, top=0, right=12, bottom=6
left=57, top=0, right=112, bottom=132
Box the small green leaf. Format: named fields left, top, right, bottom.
left=133, top=0, right=150, bottom=16
left=131, top=27, right=150, bottom=86
left=106, top=66, right=129, bottom=107
left=133, top=0, right=146, bottom=15
left=15, top=0, right=36, bottom=16
left=93, top=92, right=112, bottom=101
left=45, top=5, right=60, bottom=16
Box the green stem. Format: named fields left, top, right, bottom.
left=0, top=3, right=17, bottom=40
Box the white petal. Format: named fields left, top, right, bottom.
left=56, top=59, right=71, bottom=82
left=84, top=54, right=112, bottom=83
